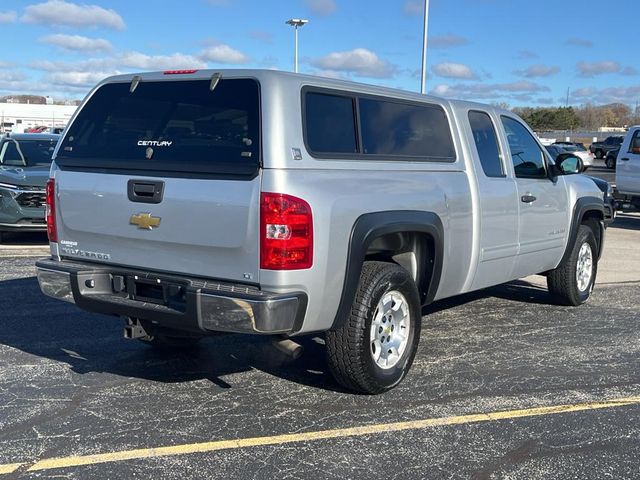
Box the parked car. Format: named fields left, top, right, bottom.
left=0, top=133, right=60, bottom=242
left=25, top=126, right=49, bottom=134
left=553, top=141, right=587, bottom=151
left=590, top=135, right=624, bottom=159
left=546, top=144, right=594, bottom=170
left=36, top=70, right=606, bottom=394
left=615, top=125, right=640, bottom=210
left=605, top=147, right=619, bottom=169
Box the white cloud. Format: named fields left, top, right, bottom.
left=571, top=85, right=640, bottom=105
left=47, top=71, right=114, bottom=88
left=22, top=0, right=125, bottom=30
left=121, top=52, right=207, bottom=70
left=311, top=48, right=395, bottom=78
left=430, top=81, right=549, bottom=101
left=514, top=64, right=560, bottom=78
left=432, top=62, right=477, bottom=79
left=430, top=34, right=469, bottom=49
left=199, top=44, right=249, bottom=64
left=566, top=38, right=593, bottom=48
left=0, top=10, right=17, bottom=23
left=41, top=34, right=112, bottom=52
left=577, top=61, right=620, bottom=77
left=0, top=71, right=28, bottom=83
left=0, top=61, right=14, bottom=69
left=403, top=1, right=423, bottom=15
left=517, top=50, right=538, bottom=60
left=305, top=0, right=336, bottom=15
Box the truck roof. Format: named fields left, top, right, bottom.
left=91, top=68, right=508, bottom=116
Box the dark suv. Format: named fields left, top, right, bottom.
left=0, top=133, right=59, bottom=242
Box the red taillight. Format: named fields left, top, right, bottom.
left=163, top=69, right=198, bottom=75
left=260, top=193, right=313, bottom=270
left=46, top=178, right=57, bottom=243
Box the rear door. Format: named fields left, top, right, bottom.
left=53, top=76, right=262, bottom=284
left=616, top=128, right=640, bottom=195
left=464, top=109, right=519, bottom=291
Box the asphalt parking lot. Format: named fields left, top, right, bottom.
left=0, top=178, right=638, bottom=479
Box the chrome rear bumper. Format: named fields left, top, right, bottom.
left=36, top=258, right=306, bottom=335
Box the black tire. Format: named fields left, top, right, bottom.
left=547, top=225, right=598, bottom=306
left=595, top=149, right=604, bottom=159
left=605, top=158, right=613, bottom=169
left=325, top=261, right=421, bottom=394
left=139, top=333, right=203, bottom=350
left=0, top=231, right=5, bottom=244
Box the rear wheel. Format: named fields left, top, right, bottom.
left=547, top=225, right=598, bottom=306
left=326, top=261, right=421, bottom=394
left=595, top=149, right=604, bottom=159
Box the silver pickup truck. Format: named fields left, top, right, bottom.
left=36, top=69, right=606, bottom=394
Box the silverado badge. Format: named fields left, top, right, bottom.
left=130, top=213, right=161, bottom=230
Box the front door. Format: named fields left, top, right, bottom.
left=500, top=116, right=569, bottom=279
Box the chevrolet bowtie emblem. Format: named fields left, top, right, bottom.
left=130, top=213, right=161, bottom=230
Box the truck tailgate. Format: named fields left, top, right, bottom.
left=56, top=170, right=261, bottom=283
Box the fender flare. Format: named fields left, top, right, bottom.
left=560, top=196, right=605, bottom=264
left=331, top=211, right=444, bottom=330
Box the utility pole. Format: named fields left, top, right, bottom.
left=286, top=18, right=309, bottom=73
left=420, top=0, right=430, bottom=94
left=566, top=87, right=570, bottom=107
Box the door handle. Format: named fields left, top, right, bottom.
left=620, top=157, right=630, bottom=161
left=521, top=194, right=537, bottom=203
left=127, top=179, right=165, bottom=204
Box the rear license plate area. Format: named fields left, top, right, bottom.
left=116, top=275, right=187, bottom=311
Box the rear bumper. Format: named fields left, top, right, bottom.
left=0, top=221, right=46, bottom=232
left=36, top=258, right=307, bottom=335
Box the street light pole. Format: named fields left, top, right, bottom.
left=420, top=0, right=430, bottom=94
left=286, top=18, right=309, bottom=73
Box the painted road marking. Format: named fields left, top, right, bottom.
left=1, top=396, right=638, bottom=475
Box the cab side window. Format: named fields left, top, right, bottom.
left=468, top=110, right=504, bottom=177
left=501, top=116, right=547, bottom=178
left=628, top=131, right=640, bottom=154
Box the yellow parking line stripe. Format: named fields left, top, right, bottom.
left=0, top=464, right=23, bottom=475
left=1, top=395, right=638, bottom=475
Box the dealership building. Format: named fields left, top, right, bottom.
left=0, top=102, right=77, bottom=133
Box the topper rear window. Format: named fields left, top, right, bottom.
left=56, top=78, right=260, bottom=176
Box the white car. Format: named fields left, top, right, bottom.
left=551, top=143, right=594, bottom=169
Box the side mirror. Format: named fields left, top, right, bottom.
left=556, top=153, right=584, bottom=175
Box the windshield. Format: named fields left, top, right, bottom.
left=0, top=139, right=58, bottom=167
left=56, top=78, right=261, bottom=176
left=560, top=145, right=578, bottom=152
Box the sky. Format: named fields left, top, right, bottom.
left=0, top=0, right=638, bottom=108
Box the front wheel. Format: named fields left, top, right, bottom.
left=325, top=261, right=421, bottom=394
left=547, top=225, right=598, bottom=306
left=595, top=150, right=604, bottom=159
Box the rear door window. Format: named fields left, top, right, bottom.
left=468, top=110, right=503, bottom=177
left=56, top=78, right=260, bottom=176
